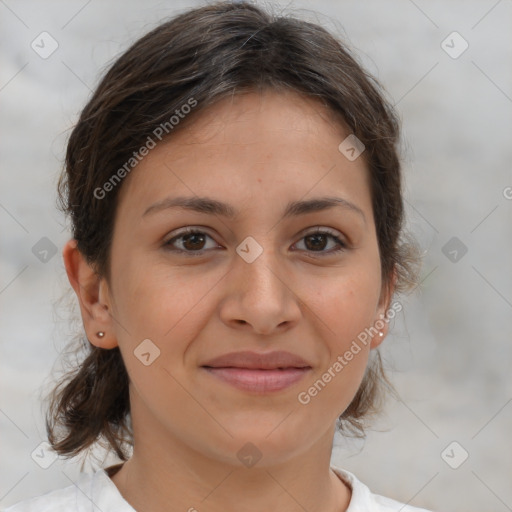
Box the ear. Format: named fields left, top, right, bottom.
left=62, top=239, right=118, bottom=349
left=370, top=267, right=398, bottom=349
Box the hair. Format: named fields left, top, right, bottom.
left=47, top=0, right=421, bottom=462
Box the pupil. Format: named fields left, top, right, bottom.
left=306, top=234, right=326, bottom=251
left=183, top=233, right=205, bottom=250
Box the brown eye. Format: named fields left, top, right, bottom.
left=163, top=227, right=346, bottom=257
left=164, top=229, right=219, bottom=254
left=304, top=233, right=329, bottom=251
left=180, top=232, right=207, bottom=251
left=294, top=229, right=346, bottom=255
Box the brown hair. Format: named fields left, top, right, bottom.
left=47, top=0, right=420, bottom=462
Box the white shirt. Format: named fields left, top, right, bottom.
left=1, top=464, right=433, bottom=512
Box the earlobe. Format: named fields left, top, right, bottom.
left=370, top=268, right=398, bottom=349
left=62, top=239, right=118, bottom=349
left=90, top=328, right=118, bottom=349
left=370, top=323, right=387, bottom=349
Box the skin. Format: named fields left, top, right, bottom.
left=63, top=89, right=394, bottom=512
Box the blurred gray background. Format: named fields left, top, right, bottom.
left=1, top=1, right=511, bottom=511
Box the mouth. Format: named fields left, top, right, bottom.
left=200, top=350, right=313, bottom=393
left=201, top=366, right=312, bottom=393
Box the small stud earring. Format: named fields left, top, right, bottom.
left=97, top=331, right=105, bottom=338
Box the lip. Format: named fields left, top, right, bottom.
left=202, top=367, right=311, bottom=393
left=201, top=350, right=311, bottom=370
left=200, top=350, right=312, bottom=393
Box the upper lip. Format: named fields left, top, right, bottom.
left=201, top=350, right=312, bottom=370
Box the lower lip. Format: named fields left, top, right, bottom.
left=202, top=367, right=311, bottom=393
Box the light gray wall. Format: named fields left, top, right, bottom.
left=1, top=1, right=511, bottom=511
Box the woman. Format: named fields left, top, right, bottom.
left=4, top=2, right=427, bottom=510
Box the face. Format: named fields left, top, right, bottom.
left=90, top=90, right=392, bottom=466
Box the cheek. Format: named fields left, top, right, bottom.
left=312, top=264, right=382, bottom=344
left=296, top=272, right=381, bottom=420
left=109, top=266, right=213, bottom=412
left=109, top=253, right=220, bottom=367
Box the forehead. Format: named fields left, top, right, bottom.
left=115, top=90, right=371, bottom=220
left=181, top=89, right=349, bottom=141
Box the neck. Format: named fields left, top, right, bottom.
left=110, top=421, right=351, bottom=512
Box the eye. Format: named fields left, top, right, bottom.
left=163, top=227, right=346, bottom=257
left=163, top=228, right=220, bottom=255
left=293, top=228, right=347, bottom=256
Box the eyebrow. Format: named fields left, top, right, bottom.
left=143, top=195, right=366, bottom=223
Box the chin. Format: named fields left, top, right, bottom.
left=203, top=426, right=311, bottom=468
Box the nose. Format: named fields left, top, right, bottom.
left=218, top=244, right=302, bottom=336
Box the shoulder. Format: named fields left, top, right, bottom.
left=0, top=468, right=128, bottom=512
left=331, top=465, right=435, bottom=512
left=1, top=481, right=85, bottom=512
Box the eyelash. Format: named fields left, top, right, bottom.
left=163, top=227, right=347, bottom=257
